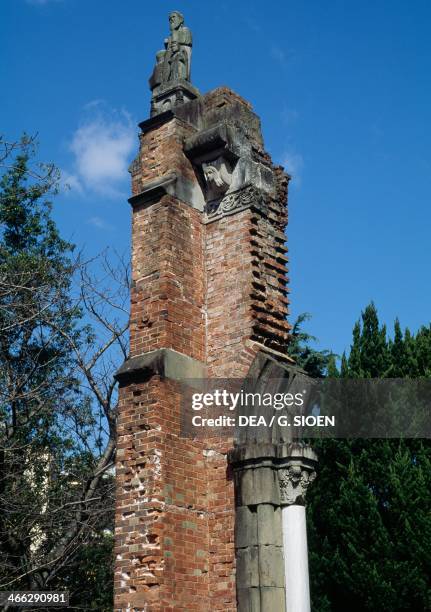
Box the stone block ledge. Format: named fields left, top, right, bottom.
left=114, top=348, right=207, bottom=384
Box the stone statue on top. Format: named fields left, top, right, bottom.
left=149, top=12, right=193, bottom=100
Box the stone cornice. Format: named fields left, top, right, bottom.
left=128, top=172, right=205, bottom=211
left=114, top=348, right=206, bottom=384
left=139, top=109, right=175, bottom=134
left=184, top=121, right=241, bottom=163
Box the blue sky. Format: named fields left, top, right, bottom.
left=2, top=0, right=431, bottom=358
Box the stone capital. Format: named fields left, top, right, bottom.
left=278, top=455, right=317, bottom=507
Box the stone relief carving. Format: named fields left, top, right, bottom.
left=205, top=184, right=266, bottom=220
left=202, top=157, right=232, bottom=201
left=278, top=463, right=316, bottom=506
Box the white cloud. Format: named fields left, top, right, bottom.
left=68, top=103, right=135, bottom=198
left=282, top=151, right=304, bottom=187
left=60, top=170, right=83, bottom=195
left=84, top=99, right=105, bottom=110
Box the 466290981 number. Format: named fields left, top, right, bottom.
left=0, top=592, right=69, bottom=607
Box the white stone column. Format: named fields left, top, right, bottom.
left=282, top=504, right=310, bottom=612
left=278, top=453, right=317, bottom=612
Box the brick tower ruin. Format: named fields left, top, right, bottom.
left=114, top=11, right=317, bottom=612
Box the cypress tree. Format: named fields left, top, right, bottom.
left=298, top=304, right=431, bottom=611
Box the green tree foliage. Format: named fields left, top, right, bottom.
left=0, top=137, right=127, bottom=610
left=296, top=304, right=431, bottom=611
left=0, top=139, right=83, bottom=590
left=287, top=312, right=335, bottom=378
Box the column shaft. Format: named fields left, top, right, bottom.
left=282, top=505, right=311, bottom=612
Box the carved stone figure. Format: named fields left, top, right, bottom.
left=149, top=11, right=192, bottom=96
left=149, top=50, right=166, bottom=96
left=149, top=12, right=197, bottom=116
left=202, top=157, right=232, bottom=201
left=164, top=11, right=192, bottom=82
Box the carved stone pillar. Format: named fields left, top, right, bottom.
left=230, top=449, right=286, bottom=612
left=278, top=449, right=317, bottom=612
left=229, top=442, right=317, bottom=612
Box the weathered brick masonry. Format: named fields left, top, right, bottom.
left=114, top=87, right=292, bottom=611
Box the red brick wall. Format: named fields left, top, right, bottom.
left=249, top=168, right=291, bottom=354
left=130, top=195, right=205, bottom=361
left=205, top=179, right=291, bottom=378
left=206, top=209, right=256, bottom=378
left=131, top=120, right=196, bottom=197
left=115, top=376, right=215, bottom=611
